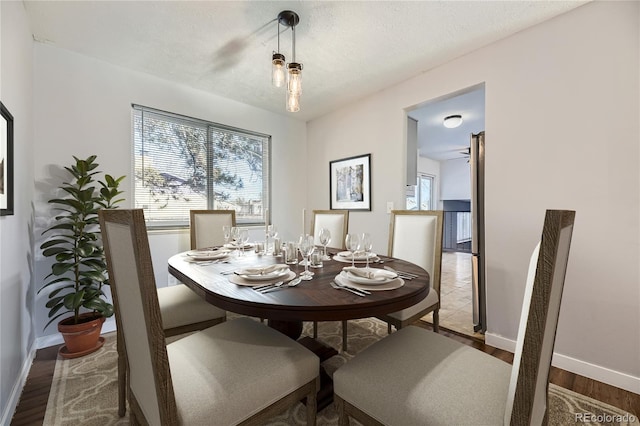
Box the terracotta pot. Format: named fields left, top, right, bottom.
left=57, top=312, right=105, bottom=358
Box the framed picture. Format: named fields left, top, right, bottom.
left=329, top=153, right=371, bottom=211
left=1, top=102, right=14, bottom=216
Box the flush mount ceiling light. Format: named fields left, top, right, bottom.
left=272, top=10, right=303, bottom=113
left=443, top=115, right=463, bottom=128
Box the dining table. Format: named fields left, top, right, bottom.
left=168, top=246, right=430, bottom=410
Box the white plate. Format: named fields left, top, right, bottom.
left=186, top=249, right=231, bottom=261
left=237, top=268, right=290, bottom=281
left=343, top=269, right=397, bottom=285
left=337, top=251, right=377, bottom=261
left=224, top=243, right=254, bottom=249
left=229, top=270, right=297, bottom=287
left=336, top=273, right=404, bottom=291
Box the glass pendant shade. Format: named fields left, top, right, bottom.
left=286, top=92, right=300, bottom=112
left=287, top=63, right=302, bottom=95
left=272, top=53, right=286, bottom=87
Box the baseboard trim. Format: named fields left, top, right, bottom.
left=1, top=342, right=37, bottom=426
left=485, top=332, right=640, bottom=395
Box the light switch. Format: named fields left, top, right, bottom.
left=386, top=202, right=394, bottom=214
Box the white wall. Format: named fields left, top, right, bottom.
left=32, top=43, right=307, bottom=342
left=307, top=1, right=640, bottom=392
left=0, top=1, right=36, bottom=422
left=440, top=157, right=470, bottom=200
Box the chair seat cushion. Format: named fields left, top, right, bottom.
left=386, top=286, right=439, bottom=321
left=334, top=326, right=510, bottom=425
left=157, top=284, right=225, bottom=329
left=167, top=317, right=319, bottom=425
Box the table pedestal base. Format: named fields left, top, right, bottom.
left=267, top=321, right=339, bottom=412
left=298, top=336, right=338, bottom=411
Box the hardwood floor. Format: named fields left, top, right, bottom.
left=10, top=323, right=640, bottom=425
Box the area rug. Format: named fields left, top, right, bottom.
left=43, top=317, right=638, bottom=425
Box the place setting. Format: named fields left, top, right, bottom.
left=227, top=263, right=296, bottom=287
left=183, top=247, right=233, bottom=264
left=334, top=265, right=404, bottom=293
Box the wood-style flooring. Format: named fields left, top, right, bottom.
left=10, top=323, right=639, bottom=425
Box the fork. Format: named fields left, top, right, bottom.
left=253, top=281, right=284, bottom=292
left=261, top=277, right=303, bottom=293
left=330, top=281, right=368, bottom=297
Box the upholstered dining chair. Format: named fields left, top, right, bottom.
left=334, top=210, right=576, bottom=425
left=377, top=210, right=444, bottom=333
left=189, top=209, right=236, bottom=249
left=114, top=212, right=228, bottom=416
left=309, top=209, right=349, bottom=344
left=310, top=210, right=349, bottom=249
left=100, top=209, right=320, bottom=425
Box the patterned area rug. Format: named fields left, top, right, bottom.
left=43, top=317, right=638, bottom=425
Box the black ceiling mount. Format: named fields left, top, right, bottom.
left=278, top=10, right=300, bottom=28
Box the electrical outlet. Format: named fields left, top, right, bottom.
left=386, top=202, right=394, bottom=214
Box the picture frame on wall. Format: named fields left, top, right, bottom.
left=329, top=153, right=371, bottom=211
left=1, top=102, right=14, bottom=216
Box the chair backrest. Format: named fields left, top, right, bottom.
left=99, top=209, right=178, bottom=424
left=505, top=210, right=575, bottom=424
left=189, top=209, right=236, bottom=249
left=388, top=210, right=443, bottom=294
left=310, top=210, right=349, bottom=249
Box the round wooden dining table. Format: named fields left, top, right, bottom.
left=168, top=248, right=430, bottom=410
left=168, top=249, right=430, bottom=334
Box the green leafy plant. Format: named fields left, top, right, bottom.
left=39, top=155, right=125, bottom=329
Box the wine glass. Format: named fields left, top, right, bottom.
left=361, top=232, right=373, bottom=269
left=222, top=225, right=232, bottom=245
left=298, top=234, right=315, bottom=280
left=238, top=228, right=249, bottom=256
left=230, top=226, right=240, bottom=249
left=266, top=225, right=278, bottom=254
left=319, top=228, right=331, bottom=260
left=345, top=233, right=361, bottom=267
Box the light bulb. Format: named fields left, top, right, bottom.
left=286, top=93, right=300, bottom=112
left=272, top=53, right=286, bottom=87
left=287, top=63, right=302, bottom=95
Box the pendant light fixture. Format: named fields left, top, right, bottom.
left=272, top=10, right=302, bottom=112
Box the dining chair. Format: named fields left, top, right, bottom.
left=309, top=209, right=349, bottom=345
left=334, top=209, right=576, bottom=425
left=189, top=209, right=236, bottom=249
left=114, top=212, right=229, bottom=416
left=100, top=209, right=320, bottom=425
left=377, top=210, right=444, bottom=333
left=310, top=210, right=349, bottom=249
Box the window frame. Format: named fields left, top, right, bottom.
left=131, top=104, right=271, bottom=229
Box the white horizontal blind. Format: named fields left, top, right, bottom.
left=132, top=106, right=270, bottom=228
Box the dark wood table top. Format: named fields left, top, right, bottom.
left=168, top=250, right=430, bottom=322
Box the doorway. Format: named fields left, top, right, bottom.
left=405, top=84, right=485, bottom=338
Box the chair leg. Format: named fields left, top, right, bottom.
left=335, top=396, right=349, bottom=426
left=387, top=323, right=392, bottom=334
left=117, top=335, right=127, bottom=417
left=341, top=320, right=348, bottom=352
left=433, top=310, right=439, bottom=333
left=313, top=321, right=318, bottom=339
left=306, top=386, right=317, bottom=426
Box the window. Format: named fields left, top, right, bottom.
left=132, top=105, right=270, bottom=228
left=405, top=174, right=434, bottom=210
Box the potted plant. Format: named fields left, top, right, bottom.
left=39, top=155, right=125, bottom=358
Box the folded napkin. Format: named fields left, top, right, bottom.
left=188, top=248, right=228, bottom=255
left=237, top=264, right=289, bottom=276
left=343, top=266, right=397, bottom=281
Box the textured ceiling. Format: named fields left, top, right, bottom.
left=24, top=1, right=586, bottom=122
